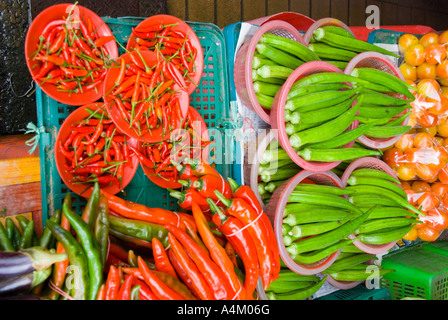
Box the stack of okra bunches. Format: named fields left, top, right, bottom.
left=252, top=25, right=400, bottom=110
left=252, top=30, right=414, bottom=163
left=281, top=171, right=423, bottom=267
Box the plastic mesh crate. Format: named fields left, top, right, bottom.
left=380, top=246, right=448, bottom=300
left=36, top=17, right=234, bottom=222
left=422, top=240, right=448, bottom=257
left=316, top=285, right=391, bottom=300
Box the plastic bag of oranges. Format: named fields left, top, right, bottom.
left=400, top=180, right=448, bottom=242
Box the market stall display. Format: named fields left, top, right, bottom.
left=3, top=2, right=448, bottom=301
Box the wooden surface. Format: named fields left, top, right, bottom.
left=0, top=134, right=42, bottom=236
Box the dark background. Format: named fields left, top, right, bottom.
left=1, top=0, right=448, bottom=136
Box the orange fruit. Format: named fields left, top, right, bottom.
left=417, top=79, right=441, bottom=99
left=418, top=224, right=441, bottom=241
left=417, top=62, right=437, bottom=79
left=399, top=33, right=419, bottom=54
left=424, top=44, right=447, bottom=65
left=436, top=60, right=448, bottom=79
left=404, top=44, right=426, bottom=66
left=395, top=133, right=414, bottom=151
left=420, top=32, right=439, bottom=48
left=396, top=164, right=416, bottom=181
left=438, top=30, right=448, bottom=45
left=402, top=226, right=418, bottom=241
left=437, top=120, right=448, bottom=137
left=399, top=63, right=418, bottom=82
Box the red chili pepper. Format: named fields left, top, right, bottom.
left=137, top=256, right=186, bottom=300
left=35, top=54, right=65, bottom=66
left=59, top=140, right=74, bottom=160
left=114, top=75, right=137, bottom=95
left=95, top=137, right=106, bottom=153
left=191, top=174, right=232, bottom=201
left=82, top=122, right=103, bottom=145
left=105, top=265, right=120, bottom=300
left=210, top=201, right=259, bottom=299
left=135, top=23, right=164, bottom=33
left=227, top=177, right=280, bottom=281
left=48, top=29, right=66, bottom=54
left=116, top=274, right=134, bottom=300
left=191, top=201, right=246, bottom=300
left=96, top=284, right=106, bottom=300
left=128, top=145, right=154, bottom=168
left=164, top=224, right=235, bottom=300
left=214, top=191, right=274, bottom=291
left=167, top=234, right=215, bottom=300
left=183, top=158, right=220, bottom=178
left=75, top=36, right=96, bottom=58
left=94, top=35, right=115, bottom=48
left=34, top=61, right=55, bottom=79
left=133, top=279, right=159, bottom=300
left=115, top=58, right=126, bottom=87
left=101, top=189, right=185, bottom=229
left=40, top=20, right=67, bottom=39
left=152, top=238, right=178, bottom=280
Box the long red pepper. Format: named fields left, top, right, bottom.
left=152, top=238, right=178, bottom=279
left=137, top=256, right=186, bottom=300
left=105, top=265, right=121, bottom=300
left=117, top=274, right=134, bottom=300
left=214, top=190, right=274, bottom=291
left=164, top=224, right=235, bottom=300
left=209, top=200, right=259, bottom=299
left=227, top=178, right=280, bottom=281
left=167, top=234, right=214, bottom=300
left=101, top=190, right=186, bottom=230
left=191, top=201, right=246, bottom=300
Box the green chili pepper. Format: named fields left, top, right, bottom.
left=46, top=219, right=90, bottom=300
left=5, top=218, right=16, bottom=249
left=18, top=220, right=35, bottom=250
left=130, top=285, right=141, bottom=300
left=39, top=209, right=62, bottom=249
left=62, top=200, right=102, bottom=301
left=109, top=215, right=170, bottom=247
left=94, top=194, right=109, bottom=267
left=0, top=221, right=14, bottom=251
left=82, top=182, right=101, bottom=231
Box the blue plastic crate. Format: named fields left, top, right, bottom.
left=36, top=17, right=236, bottom=223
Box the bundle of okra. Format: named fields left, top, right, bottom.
left=308, top=25, right=400, bottom=70
left=281, top=183, right=370, bottom=265
left=257, top=141, right=301, bottom=206
left=321, top=243, right=395, bottom=282
left=265, top=268, right=326, bottom=300
left=346, top=168, right=422, bottom=246
left=284, top=69, right=415, bottom=163
left=252, top=33, right=320, bottom=110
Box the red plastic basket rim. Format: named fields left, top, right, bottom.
left=266, top=170, right=344, bottom=275
left=269, top=60, right=358, bottom=172
left=235, top=20, right=304, bottom=125
left=344, top=51, right=410, bottom=149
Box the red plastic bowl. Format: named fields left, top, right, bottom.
left=55, top=103, right=139, bottom=198
left=344, top=51, right=410, bottom=149
left=103, top=50, right=189, bottom=144
left=126, top=14, right=204, bottom=96
left=25, top=3, right=118, bottom=105
left=302, top=17, right=355, bottom=45
left=341, top=157, right=402, bottom=255
left=270, top=61, right=358, bottom=172
left=234, top=20, right=304, bottom=125
left=141, top=106, right=210, bottom=189
left=265, top=170, right=344, bottom=275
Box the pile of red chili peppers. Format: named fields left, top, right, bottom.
left=105, top=50, right=185, bottom=139
left=132, top=107, right=212, bottom=184
left=59, top=104, right=135, bottom=189
left=28, top=7, right=115, bottom=94
left=128, top=20, right=198, bottom=90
